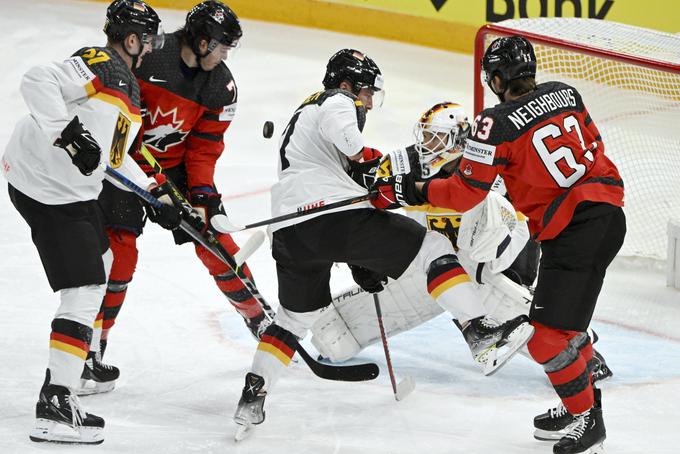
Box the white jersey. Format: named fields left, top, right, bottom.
left=269, top=90, right=372, bottom=233
left=2, top=46, right=153, bottom=205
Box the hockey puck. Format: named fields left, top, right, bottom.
left=262, top=121, right=274, bottom=139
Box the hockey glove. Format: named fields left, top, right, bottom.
left=54, top=116, right=101, bottom=176
left=190, top=187, right=226, bottom=232
left=146, top=174, right=183, bottom=230
left=370, top=172, right=427, bottom=210
left=362, top=146, right=382, bottom=161
left=349, top=265, right=387, bottom=293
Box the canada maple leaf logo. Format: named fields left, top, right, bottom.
left=143, top=107, right=189, bottom=153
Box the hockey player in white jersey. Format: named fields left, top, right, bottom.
left=232, top=50, right=533, bottom=439
left=1, top=0, right=183, bottom=444
left=311, top=101, right=613, bottom=389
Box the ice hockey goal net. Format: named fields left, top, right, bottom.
left=474, top=19, right=680, bottom=260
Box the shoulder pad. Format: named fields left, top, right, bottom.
left=71, top=46, right=139, bottom=106
left=301, top=88, right=367, bottom=132
left=202, top=63, right=238, bottom=109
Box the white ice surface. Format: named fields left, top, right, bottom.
left=0, top=1, right=679, bottom=453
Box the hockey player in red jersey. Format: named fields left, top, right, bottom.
left=371, top=36, right=625, bottom=454
left=89, top=1, right=273, bottom=393
left=2, top=0, right=173, bottom=443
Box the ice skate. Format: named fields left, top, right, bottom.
left=535, top=388, right=602, bottom=442
left=552, top=403, right=606, bottom=454
left=234, top=372, right=266, bottom=441
left=76, top=351, right=119, bottom=395
left=590, top=349, right=613, bottom=384
left=30, top=373, right=104, bottom=444
left=244, top=312, right=273, bottom=340
left=459, top=315, right=534, bottom=376
left=534, top=401, right=577, bottom=441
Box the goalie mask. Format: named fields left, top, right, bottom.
left=414, top=102, right=470, bottom=178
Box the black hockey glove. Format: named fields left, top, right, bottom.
left=348, top=158, right=381, bottom=189
left=54, top=116, right=101, bottom=176
left=146, top=174, right=183, bottom=230
left=190, top=187, right=226, bottom=233
left=349, top=265, right=387, bottom=294
left=370, top=171, right=427, bottom=210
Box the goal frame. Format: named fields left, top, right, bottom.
left=473, top=22, right=680, bottom=115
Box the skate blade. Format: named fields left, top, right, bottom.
left=483, top=323, right=535, bottom=376
left=395, top=376, right=416, bottom=401
left=533, top=427, right=571, bottom=441
left=75, top=379, right=116, bottom=396
left=234, top=422, right=253, bottom=442
left=589, top=442, right=606, bottom=454
left=30, top=418, right=104, bottom=444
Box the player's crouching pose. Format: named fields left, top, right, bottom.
left=231, top=49, right=533, bottom=439
left=310, top=102, right=613, bottom=386
left=83, top=1, right=274, bottom=395
left=1, top=0, right=175, bottom=444
left=371, top=37, right=625, bottom=454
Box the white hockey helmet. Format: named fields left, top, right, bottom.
left=413, top=102, right=470, bottom=178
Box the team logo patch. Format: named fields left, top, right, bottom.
left=463, top=139, right=496, bottom=165
left=143, top=107, right=189, bottom=153
left=109, top=113, right=131, bottom=169
left=463, top=164, right=473, bottom=176
left=212, top=10, right=225, bottom=23
left=426, top=214, right=462, bottom=244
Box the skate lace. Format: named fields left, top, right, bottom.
left=565, top=412, right=590, bottom=440
left=549, top=402, right=568, bottom=419
left=66, top=392, right=86, bottom=427
left=94, top=352, right=115, bottom=371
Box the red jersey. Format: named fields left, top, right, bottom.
left=132, top=31, right=237, bottom=189
left=426, top=81, right=624, bottom=241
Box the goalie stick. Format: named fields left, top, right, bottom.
left=104, top=166, right=379, bottom=383
left=373, top=293, right=415, bottom=400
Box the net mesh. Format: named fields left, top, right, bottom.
left=478, top=19, right=680, bottom=260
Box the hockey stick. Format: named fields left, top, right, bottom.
left=139, top=145, right=234, bottom=236
left=211, top=192, right=377, bottom=233
left=373, top=293, right=415, bottom=400
left=105, top=166, right=379, bottom=382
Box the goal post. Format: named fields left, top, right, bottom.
left=473, top=19, right=680, bottom=261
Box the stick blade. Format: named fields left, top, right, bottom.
left=395, top=376, right=416, bottom=401
left=234, top=230, right=266, bottom=266
left=211, top=214, right=245, bottom=233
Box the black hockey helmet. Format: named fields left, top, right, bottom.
left=104, top=0, right=163, bottom=50
left=184, top=1, right=242, bottom=55
left=323, top=49, right=384, bottom=96
left=482, top=36, right=536, bottom=91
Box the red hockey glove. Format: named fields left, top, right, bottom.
left=190, top=186, right=226, bottom=232
left=362, top=146, right=383, bottom=161
left=370, top=172, right=427, bottom=210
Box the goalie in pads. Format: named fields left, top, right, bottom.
left=311, top=102, right=612, bottom=382
left=311, top=102, right=532, bottom=375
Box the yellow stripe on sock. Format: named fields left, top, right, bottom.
left=430, top=274, right=471, bottom=299
left=49, top=340, right=88, bottom=360
left=257, top=342, right=292, bottom=366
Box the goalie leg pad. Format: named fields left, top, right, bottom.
left=311, top=269, right=444, bottom=362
